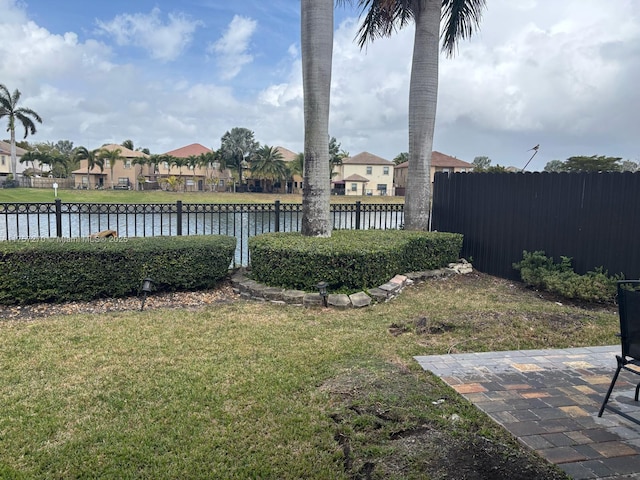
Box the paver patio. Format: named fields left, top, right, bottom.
left=415, top=346, right=640, bottom=479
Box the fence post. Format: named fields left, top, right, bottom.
left=355, top=201, right=361, bottom=230
left=176, top=200, right=183, bottom=236
left=274, top=200, right=280, bottom=232
left=55, top=199, right=62, bottom=237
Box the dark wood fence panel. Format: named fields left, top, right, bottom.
left=432, top=171, right=640, bottom=281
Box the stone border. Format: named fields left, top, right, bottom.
left=230, top=260, right=473, bottom=309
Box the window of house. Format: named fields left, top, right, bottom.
left=351, top=183, right=357, bottom=192
left=1, top=156, right=5, bottom=165
left=366, top=166, right=372, bottom=175
left=163, top=162, right=169, bottom=170
left=105, top=160, right=111, bottom=169
left=377, top=184, right=387, bottom=195
left=219, top=179, right=225, bottom=187
left=125, top=160, right=132, bottom=169
left=118, top=177, right=129, bottom=186
left=186, top=179, right=194, bottom=186
left=383, top=166, right=389, bottom=175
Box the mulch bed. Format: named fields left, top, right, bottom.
left=0, top=281, right=239, bottom=321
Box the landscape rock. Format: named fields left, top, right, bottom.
left=327, top=294, right=351, bottom=309
left=349, top=292, right=372, bottom=308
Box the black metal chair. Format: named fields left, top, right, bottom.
left=598, top=280, right=640, bottom=424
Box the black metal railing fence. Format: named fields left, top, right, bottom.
left=0, top=200, right=404, bottom=266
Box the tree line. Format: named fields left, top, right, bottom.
left=470, top=155, right=639, bottom=173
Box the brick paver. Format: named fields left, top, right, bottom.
left=415, top=346, right=640, bottom=479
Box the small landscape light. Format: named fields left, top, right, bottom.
left=316, top=281, right=328, bottom=307
left=140, top=277, right=154, bottom=311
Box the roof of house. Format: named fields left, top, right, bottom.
left=343, top=174, right=370, bottom=182
left=395, top=151, right=473, bottom=169
left=99, top=143, right=149, bottom=158
left=163, top=143, right=213, bottom=158
left=274, top=146, right=298, bottom=162
left=0, top=141, right=27, bottom=156
left=342, top=152, right=393, bottom=166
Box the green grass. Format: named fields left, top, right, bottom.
left=0, top=188, right=405, bottom=205
left=0, top=274, right=616, bottom=479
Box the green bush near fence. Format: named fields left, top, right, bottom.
left=513, top=250, right=621, bottom=304
left=0, top=235, right=236, bottom=305
left=248, top=230, right=463, bottom=292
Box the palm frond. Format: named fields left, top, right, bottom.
left=355, top=0, right=416, bottom=49
left=440, top=0, right=486, bottom=57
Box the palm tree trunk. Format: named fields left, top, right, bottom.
left=404, top=0, right=441, bottom=231
left=9, top=122, right=17, bottom=178
left=301, top=0, right=333, bottom=237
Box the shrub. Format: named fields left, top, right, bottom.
left=513, top=250, right=620, bottom=303
left=0, top=235, right=236, bottom=305
left=248, top=230, right=463, bottom=292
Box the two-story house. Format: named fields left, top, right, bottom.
left=0, top=141, right=28, bottom=179
left=275, top=146, right=302, bottom=194
left=393, top=151, right=473, bottom=196
left=333, top=152, right=394, bottom=196
left=158, top=143, right=233, bottom=192
left=72, top=144, right=149, bottom=189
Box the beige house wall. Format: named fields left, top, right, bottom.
left=0, top=153, right=10, bottom=175
left=340, top=163, right=394, bottom=196
left=73, top=158, right=149, bottom=189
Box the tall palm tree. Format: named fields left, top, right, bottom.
left=300, top=0, right=333, bottom=237
left=98, top=147, right=125, bottom=189
left=219, top=127, right=259, bottom=190
left=75, top=146, right=103, bottom=189
left=171, top=156, right=188, bottom=191
left=186, top=155, right=200, bottom=191
left=132, top=156, right=149, bottom=190
left=251, top=146, right=289, bottom=192
left=354, top=0, right=485, bottom=230
left=0, top=84, right=43, bottom=178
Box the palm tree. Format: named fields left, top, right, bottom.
left=98, top=147, right=125, bottom=188
left=354, top=0, right=485, bottom=230
left=301, top=0, right=333, bottom=237
left=0, top=84, right=43, bottom=178
left=251, top=146, right=289, bottom=192
left=132, top=156, right=149, bottom=190
left=219, top=127, right=259, bottom=191
left=75, top=146, right=103, bottom=188
left=19, top=150, right=39, bottom=172
left=170, top=156, right=188, bottom=191
left=393, top=152, right=409, bottom=165
left=186, top=155, right=200, bottom=191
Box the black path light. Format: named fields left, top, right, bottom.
left=140, top=277, right=155, bottom=311
left=316, top=281, right=328, bottom=307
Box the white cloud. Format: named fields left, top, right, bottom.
left=208, top=15, right=258, bottom=80
left=1, top=0, right=638, bottom=171
left=95, top=7, right=202, bottom=62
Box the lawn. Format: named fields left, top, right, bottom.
left=0, top=273, right=616, bottom=479
left=0, top=188, right=405, bottom=205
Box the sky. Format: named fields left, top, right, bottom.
left=1, top=0, right=638, bottom=172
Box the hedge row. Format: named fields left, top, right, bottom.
left=0, top=235, right=236, bottom=305
left=248, top=230, right=463, bottom=292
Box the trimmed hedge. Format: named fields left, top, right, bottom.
left=0, top=235, right=236, bottom=305
left=248, top=230, right=463, bottom=291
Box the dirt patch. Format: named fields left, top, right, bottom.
left=321, top=362, right=568, bottom=480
